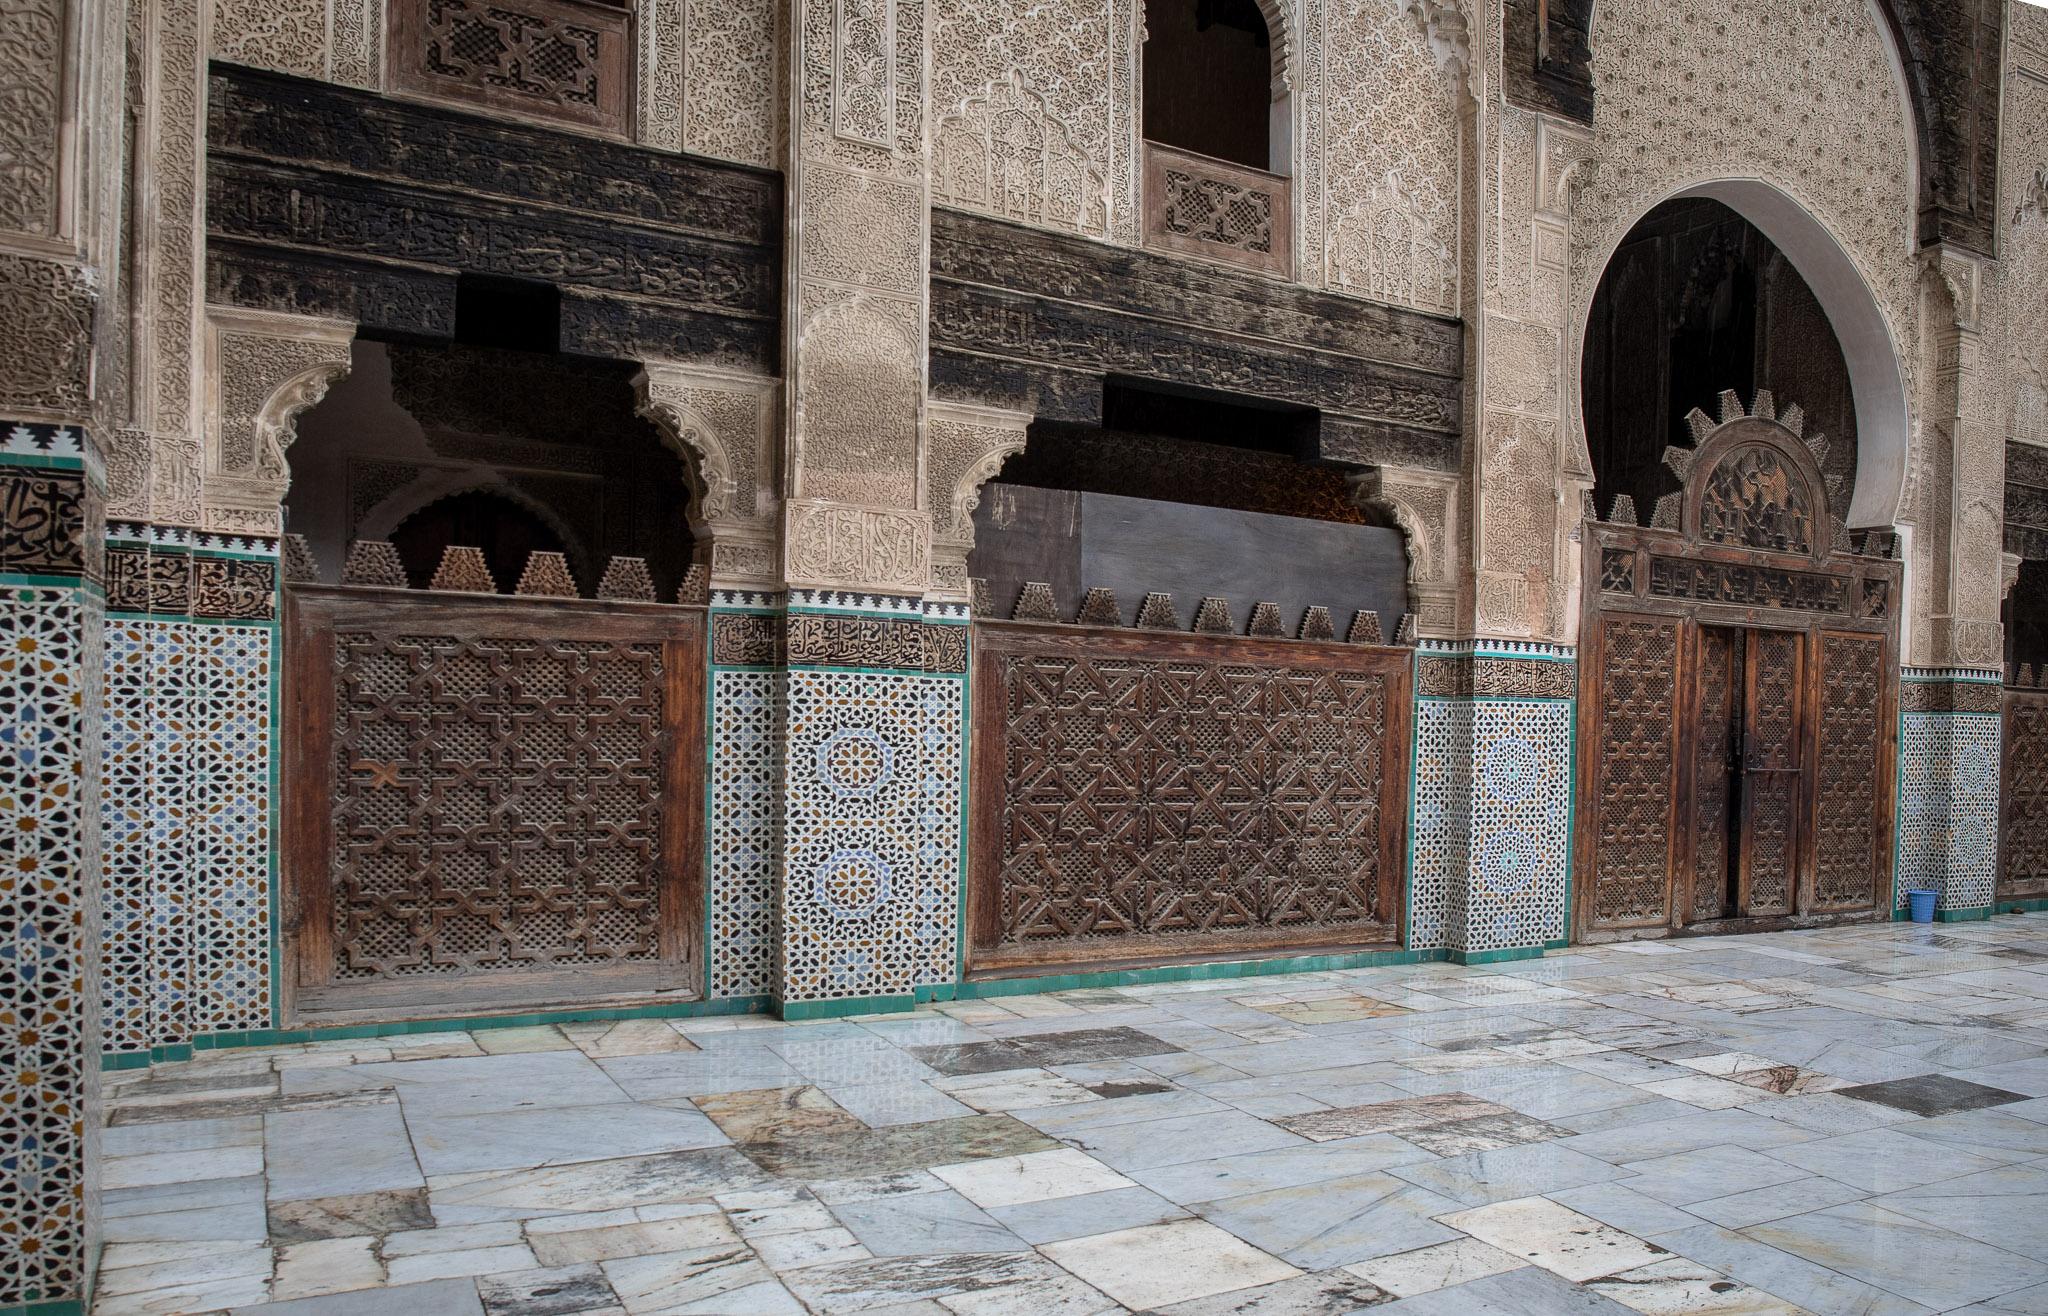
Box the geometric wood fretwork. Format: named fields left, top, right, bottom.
left=287, top=587, right=704, bottom=1014
left=2003, top=689, right=2048, bottom=903
left=1590, top=614, right=1679, bottom=929
left=1740, top=629, right=1802, bottom=917
left=1693, top=625, right=1737, bottom=922
left=1813, top=632, right=1885, bottom=911
left=969, top=624, right=1409, bottom=972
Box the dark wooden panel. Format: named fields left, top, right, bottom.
left=2003, top=689, right=2048, bottom=902
left=1813, top=632, right=1886, bottom=912
left=1691, top=625, right=1737, bottom=923
left=1740, top=629, right=1803, bottom=917
left=968, top=623, right=1409, bottom=973
left=1586, top=613, right=1679, bottom=931
left=285, top=587, right=705, bottom=1018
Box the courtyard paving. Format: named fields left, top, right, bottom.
left=92, top=915, right=2048, bottom=1315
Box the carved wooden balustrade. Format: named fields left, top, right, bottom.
left=389, top=0, right=633, bottom=137
left=1142, top=141, right=1294, bottom=277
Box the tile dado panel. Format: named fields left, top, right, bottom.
left=100, top=526, right=279, bottom=1056
left=708, top=593, right=970, bottom=1009
left=0, top=423, right=105, bottom=1310
left=1898, top=668, right=2003, bottom=917
left=1410, top=643, right=1576, bottom=959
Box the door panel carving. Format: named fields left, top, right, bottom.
left=2004, top=690, right=2048, bottom=902
left=1740, top=630, right=1802, bottom=917
left=287, top=587, right=704, bottom=1016
left=1693, top=626, right=1737, bottom=922
left=1814, top=633, right=1885, bottom=911
left=970, top=624, right=1408, bottom=972
left=1589, top=614, right=1679, bottom=929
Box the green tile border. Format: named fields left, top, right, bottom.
left=780, top=994, right=918, bottom=1020
left=919, top=946, right=1458, bottom=1001
left=0, top=1297, right=86, bottom=1315
left=103, top=995, right=773, bottom=1065
left=1937, top=906, right=1993, bottom=922
left=1999, top=899, right=2048, bottom=914
left=1449, top=945, right=1545, bottom=966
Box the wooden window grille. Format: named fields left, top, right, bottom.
left=1142, top=140, right=1293, bottom=277
left=390, top=0, right=632, bottom=137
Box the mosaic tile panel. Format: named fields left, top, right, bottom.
left=708, top=666, right=782, bottom=999
left=0, top=585, right=103, bottom=1306
left=1464, top=699, right=1574, bottom=952
left=101, top=621, right=152, bottom=1053
left=779, top=665, right=961, bottom=1003
left=1410, top=643, right=1575, bottom=957
left=1899, top=699, right=2002, bottom=914
left=1408, top=697, right=1471, bottom=953
left=188, top=624, right=274, bottom=1031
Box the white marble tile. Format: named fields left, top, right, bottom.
left=1039, top=1218, right=1301, bottom=1309
left=930, top=1148, right=1136, bottom=1209
left=1639, top=1075, right=1775, bottom=1110
left=1587, top=1257, right=1810, bottom=1314
left=1344, top=1237, right=1529, bottom=1296
left=931, top=1070, right=1102, bottom=1113
left=271, top=1237, right=386, bottom=1301
left=1439, top=1195, right=1670, bottom=1283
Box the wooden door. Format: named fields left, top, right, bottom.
left=1583, top=612, right=1682, bottom=934
left=1689, top=625, right=1740, bottom=923
left=285, top=586, right=706, bottom=1019
left=1737, top=629, right=1803, bottom=917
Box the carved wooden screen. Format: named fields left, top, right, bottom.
left=286, top=586, right=704, bottom=1017
left=1692, top=626, right=1738, bottom=922
left=1586, top=613, right=1680, bottom=931
left=1813, top=632, right=1886, bottom=910
left=2003, top=688, right=2048, bottom=902
left=1577, top=398, right=1897, bottom=940
left=969, top=623, right=1409, bottom=974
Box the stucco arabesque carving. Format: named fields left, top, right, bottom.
left=634, top=360, right=781, bottom=585
left=784, top=498, right=933, bottom=594
left=933, top=69, right=1111, bottom=238
left=202, top=306, right=354, bottom=534
left=1404, top=0, right=1472, bottom=99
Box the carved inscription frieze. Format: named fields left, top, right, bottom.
left=1646, top=557, right=1847, bottom=614
left=784, top=500, right=932, bottom=593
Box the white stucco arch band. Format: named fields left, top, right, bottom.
left=1575, top=178, right=1911, bottom=531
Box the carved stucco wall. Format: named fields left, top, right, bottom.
left=781, top=0, right=934, bottom=596
left=201, top=307, right=356, bottom=536
left=636, top=360, right=781, bottom=586
left=211, top=0, right=778, bottom=165
left=2008, top=11, right=2048, bottom=456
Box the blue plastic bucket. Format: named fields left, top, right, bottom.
left=1907, top=889, right=1939, bottom=923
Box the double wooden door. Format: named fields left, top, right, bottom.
left=1578, top=611, right=1892, bottom=939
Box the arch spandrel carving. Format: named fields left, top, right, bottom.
left=202, top=306, right=356, bottom=535
left=633, top=360, right=781, bottom=587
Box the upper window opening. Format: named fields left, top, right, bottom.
left=1143, top=0, right=1275, bottom=172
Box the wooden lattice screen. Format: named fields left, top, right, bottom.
left=2003, top=687, right=2048, bottom=903
left=286, top=587, right=704, bottom=1016
left=969, top=623, right=1409, bottom=973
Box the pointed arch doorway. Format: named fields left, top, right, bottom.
left=1574, top=394, right=1901, bottom=940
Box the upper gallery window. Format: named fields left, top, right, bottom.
left=1140, top=0, right=1293, bottom=276
left=1142, top=0, right=1278, bottom=172
left=389, top=0, right=633, bottom=138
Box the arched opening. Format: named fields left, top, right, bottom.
left=1577, top=181, right=1910, bottom=530
left=1582, top=197, right=1859, bottom=525
left=1142, top=0, right=1278, bottom=172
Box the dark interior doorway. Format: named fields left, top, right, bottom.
left=1582, top=198, right=1858, bottom=525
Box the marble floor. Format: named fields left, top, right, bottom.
left=92, top=916, right=2048, bottom=1315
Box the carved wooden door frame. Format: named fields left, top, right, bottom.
left=1573, top=401, right=1900, bottom=942
left=2001, top=684, right=2048, bottom=905
left=967, top=620, right=1412, bottom=976
left=283, top=585, right=707, bottom=1022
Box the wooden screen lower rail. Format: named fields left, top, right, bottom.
left=285, top=586, right=705, bottom=1019
left=968, top=621, right=1410, bottom=974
